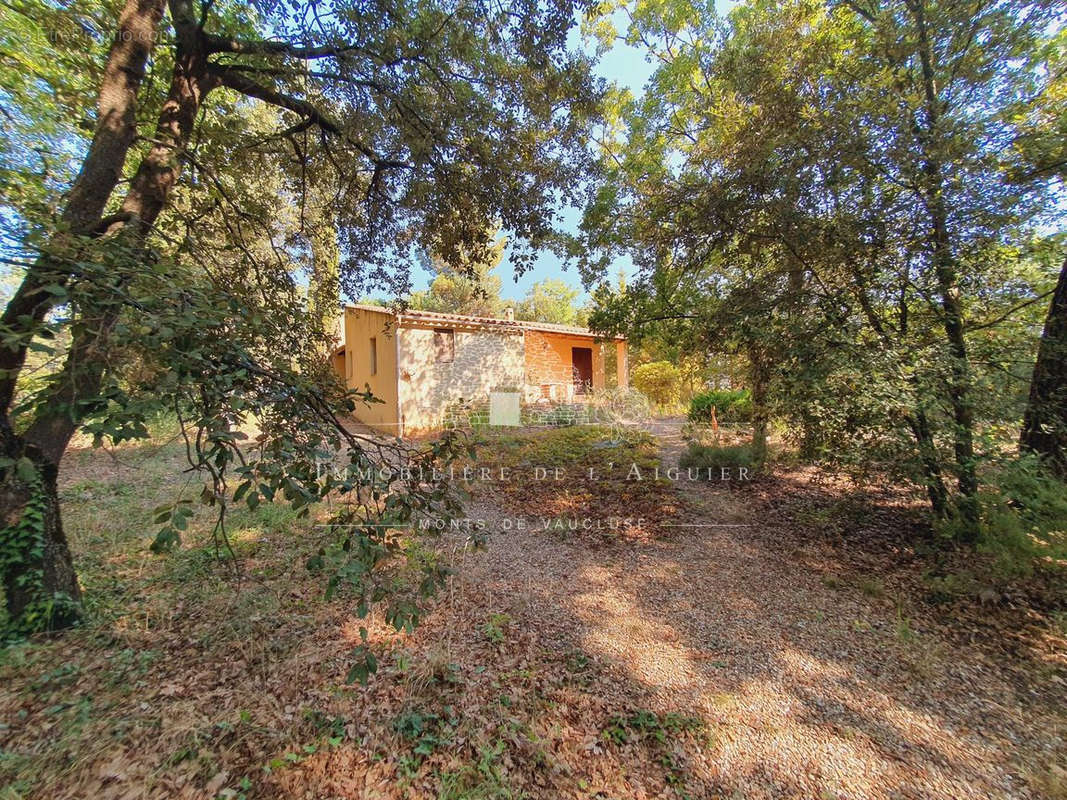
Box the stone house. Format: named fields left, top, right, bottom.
left=332, top=304, right=628, bottom=434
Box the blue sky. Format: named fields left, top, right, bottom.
left=0, top=3, right=736, bottom=308
left=411, top=2, right=737, bottom=303
left=488, top=30, right=655, bottom=302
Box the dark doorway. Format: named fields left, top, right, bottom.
left=572, top=347, right=593, bottom=395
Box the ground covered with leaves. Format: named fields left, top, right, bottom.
left=1, top=424, right=1065, bottom=799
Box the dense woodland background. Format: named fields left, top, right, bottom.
left=0, top=0, right=1064, bottom=713
left=1, top=1, right=1066, bottom=797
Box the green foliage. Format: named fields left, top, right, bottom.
left=895, top=604, right=916, bottom=643
left=306, top=460, right=463, bottom=683
left=1, top=0, right=602, bottom=632
left=678, top=443, right=757, bottom=473
left=392, top=707, right=458, bottom=766
left=304, top=190, right=343, bottom=338
left=601, top=709, right=705, bottom=791
left=0, top=0, right=105, bottom=224
left=602, top=710, right=703, bottom=746
left=437, top=740, right=519, bottom=800
left=150, top=500, right=195, bottom=554
left=483, top=612, right=511, bottom=644
left=631, top=361, right=680, bottom=407
left=938, top=455, right=1067, bottom=576
left=489, top=424, right=655, bottom=469
left=409, top=233, right=508, bottom=317
left=6, top=232, right=469, bottom=645
left=1012, top=25, right=1067, bottom=181
left=0, top=471, right=79, bottom=638
left=579, top=0, right=1065, bottom=534
left=857, top=577, right=886, bottom=599
left=688, top=389, right=752, bottom=424
left=922, top=571, right=980, bottom=604
left=514, top=278, right=586, bottom=325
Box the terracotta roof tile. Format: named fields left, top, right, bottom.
left=343, top=303, right=624, bottom=340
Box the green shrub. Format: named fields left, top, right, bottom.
left=521, top=403, right=587, bottom=427
left=938, top=454, right=1067, bottom=577
left=689, top=389, right=752, bottom=423
left=631, top=361, right=680, bottom=407
left=981, top=456, right=1067, bottom=573
left=679, top=442, right=757, bottom=471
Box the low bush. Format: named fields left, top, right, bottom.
left=937, top=454, right=1067, bottom=577
left=679, top=442, right=757, bottom=471
left=444, top=399, right=489, bottom=429
left=521, top=403, right=588, bottom=427
left=689, top=389, right=752, bottom=423
left=631, top=361, right=680, bottom=407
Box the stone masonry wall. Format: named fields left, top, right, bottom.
left=397, top=326, right=525, bottom=431
left=524, top=330, right=606, bottom=402
left=525, top=330, right=576, bottom=402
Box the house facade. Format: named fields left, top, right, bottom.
left=333, top=304, right=628, bottom=434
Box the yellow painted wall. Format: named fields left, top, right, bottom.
left=330, top=348, right=345, bottom=381
left=344, top=307, right=400, bottom=434
left=615, top=340, right=629, bottom=387
left=524, top=331, right=608, bottom=397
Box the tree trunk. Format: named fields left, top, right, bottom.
left=1, top=0, right=166, bottom=631
left=1, top=455, right=82, bottom=631
left=749, top=346, right=769, bottom=460
left=933, top=247, right=979, bottom=534
left=22, top=3, right=216, bottom=463
left=2, top=0, right=214, bottom=632
left=1021, top=256, right=1067, bottom=476
left=910, top=0, right=979, bottom=538
left=907, top=407, right=949, bottom=517
left=0, top=0, right=166, bottom=414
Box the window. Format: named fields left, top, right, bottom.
left=369, top=337, right=377, bottom=376
left=434, top=328, right=455, bottom=363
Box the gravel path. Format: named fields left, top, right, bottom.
left=441, top=421, right=1063, bottom=799
left=8, top=426, right=1060, bottom=800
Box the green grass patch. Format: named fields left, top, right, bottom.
left=937, top=454, right=1067, bottom=578
left=678, top=442, right=757, bottom=472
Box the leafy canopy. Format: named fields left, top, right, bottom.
left=579, top=0, right=1065, bottom=516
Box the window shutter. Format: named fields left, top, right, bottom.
left=434, top=329, right=455, bottom=363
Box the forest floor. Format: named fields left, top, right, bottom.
left=1, top=422, right=1065, bottom=800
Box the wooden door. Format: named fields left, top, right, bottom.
left=572, top=347, right=593, bottom=395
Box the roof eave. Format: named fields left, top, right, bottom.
left=343, top=303, right=625, bottom=340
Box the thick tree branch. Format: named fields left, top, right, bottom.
left=1, top=0, right=166, bottom=418
left=204, top=33, right=369, bottom=60
left=211, top=65, right=411, bottom=170
left=841, top=0, right=878, bottom=23
left=967, top=289, right=1056, bottom=334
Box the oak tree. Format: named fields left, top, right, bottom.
left=1, top=0, right=600, bottom=631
